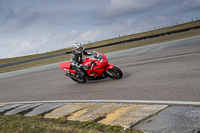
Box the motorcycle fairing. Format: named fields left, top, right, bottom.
left=59, top=62, right=76, bottom=73
left=105, top=64, right=114, bottom=72
left=60, top=52, right=114, bottom=77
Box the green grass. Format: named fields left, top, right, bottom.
left=0, top=114, right=142, bottom=133
left=0, top=20, right=200, bottom=73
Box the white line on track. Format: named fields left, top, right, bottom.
left=1, top=100, right=200, bottom=106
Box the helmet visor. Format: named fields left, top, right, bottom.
left=77, top=47, right=82, bottom=51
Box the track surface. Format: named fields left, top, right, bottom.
left=0, top=36, right=200, bottom=103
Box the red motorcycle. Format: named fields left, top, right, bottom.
left=60, top=52, right=123, bottom=83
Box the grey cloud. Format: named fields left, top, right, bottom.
left=172, top=0, right=200, bottom=14
left=96, top=0, right=162, bottom=20
left=0, top=5, right=41, bottom=34
left=95, top=0, right=176, bottom=25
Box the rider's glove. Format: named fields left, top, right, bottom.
left=92, top=51, right=99, bottom=58
left=92, top=51, right=97, bottom=55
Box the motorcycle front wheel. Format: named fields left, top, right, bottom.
left=107, top=66, right=123, bottom=79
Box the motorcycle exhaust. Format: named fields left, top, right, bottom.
left=65, top=72, right=85, bottom=82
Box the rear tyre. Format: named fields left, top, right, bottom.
left=107, top=66, right=123, bottom=79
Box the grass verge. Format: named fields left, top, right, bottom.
left=0, top=114, right=142, bottom=133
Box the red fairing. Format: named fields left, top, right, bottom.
left=60, top=52, right=114, bottom=77
left=80, top=53, right=109, bottom=77
left=105, top=64, right=114, bottom=72
left=59, top=62, right=76, bottom=73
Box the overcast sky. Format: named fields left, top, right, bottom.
left=0, top=0, right=200, bottom=58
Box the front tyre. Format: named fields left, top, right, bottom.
left=107, top=66, right=123, bottom=79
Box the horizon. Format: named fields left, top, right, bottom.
left=0, top=0, right=200, bottom=59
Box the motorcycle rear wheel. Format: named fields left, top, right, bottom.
left=107, top=66, right=123, bottom=79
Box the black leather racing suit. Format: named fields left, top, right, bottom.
left=70, top=50, right=92, bottom=78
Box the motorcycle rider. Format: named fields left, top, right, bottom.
left=70, top=42, right=96, bottom=79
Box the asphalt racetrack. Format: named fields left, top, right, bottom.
left=0, top=36, right=200, bottom=103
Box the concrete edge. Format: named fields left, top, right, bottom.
left=1, top=100, right=200, bottom=106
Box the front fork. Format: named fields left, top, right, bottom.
left=105, top=64, right=114, bottom=76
